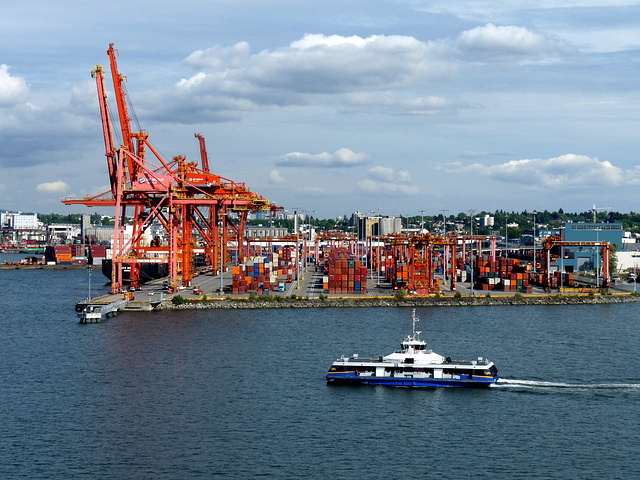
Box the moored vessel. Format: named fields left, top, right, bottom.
left=326, top=309, right=499, bottom=387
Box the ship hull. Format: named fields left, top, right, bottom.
left=326, top=372, right=499, bottom=387
left=101, top=259, right=169, bottom=283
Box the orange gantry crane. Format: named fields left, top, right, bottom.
left=64, top=44, right=279, bottom=293
left=541, top=236, right=611, bottom=289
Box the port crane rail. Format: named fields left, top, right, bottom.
left=64, top=44, right=279, bottom=293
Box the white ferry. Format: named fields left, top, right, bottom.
left=326, top=310, right=500, bottom=387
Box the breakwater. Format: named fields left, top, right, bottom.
left=155, top=293, right=640, bottom=310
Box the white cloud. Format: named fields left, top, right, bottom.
left=464, top=153, right=640, bottom=188
left=0, top=64, right=29, bottom=106
left=269, top=169, right=286, bottom=184
left=457, top=23, right=566, bottom=61
left=161, top=26, right=573, bottom=122
left=166, top=33, right=458, bottom=120
left=357, top=165, right=419, bottom=195
left=342, top=92, right=452, bottom=114
left=417, top=1, right=640, bottom=23
left=183, top=42, right=251, bottom=69
left=554, top=27, right=640, bottom=53
left=35, top=180, right=69, bottom=194
left=277, top=148, right=369, bottom=168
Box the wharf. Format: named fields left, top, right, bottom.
left=77, top=264, right=640, bottom=314
left=76, top=298, right=129, bottom=323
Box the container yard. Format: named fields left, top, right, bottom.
left=31, top=43, right=628, bottom=314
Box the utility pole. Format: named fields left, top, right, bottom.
left=505, top=213, right=508, bottom=261
left=533, top=210, right=537, bottom=274
left=468, top=209, right=476, bottom=296
left=441, top=209, right=449, bottom=282
left=376, top=206, right=382, bottom=287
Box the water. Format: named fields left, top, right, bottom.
left=1, top=268, right=640, bottom=479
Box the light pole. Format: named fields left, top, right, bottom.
left=300, top=209, right=308, bottom=271
left=505, top=213, right=508, bottom=261
left=367, top=210, right=375, bottom=278
left=560, top=245, right=564, bottom=293
left=292, top=208, right=300, bottom=287
left=468, top=209, right=476, bottom=296
left=356, top=213, right=360, bottom=259
left=219, top=214, right=224, bottom=292
left=441, top=209, right=449, bottom=282
left=376, top=206, right=382, bottom=286
left=311, top=210, right=316, bottom=268
left=532, top=210, right=537, bottom=274
left=595, top=227, right=601, bottom=288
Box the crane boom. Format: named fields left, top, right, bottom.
left=91, top=65, right=118, bottom=194
left=195, top=133, right=210, bottom=172
left=591, top=203, right=611, bottom=223
left=107, top=43, right=136, bottom=183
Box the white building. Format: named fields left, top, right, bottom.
left=480, top=215, right=495, bottom=228
left=47, top=224, right=81, bottom=242
left=0, top=212, right=42, bottom=229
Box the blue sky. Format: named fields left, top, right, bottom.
left=1, top=0, right=640, bottom=218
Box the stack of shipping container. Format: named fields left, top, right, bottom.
left=323, top=247, right=367, bottom=294
left=231, top=245, right=298, bottom=294
left=232, top=256, right=275, bottom=294
left=45, top=244, right=100, bottom=265
left=469, top=255, right=533, bottom=293
left=273, top=245, right=295, bottom=281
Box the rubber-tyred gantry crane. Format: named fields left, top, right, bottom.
left=64, top=44, right=279, bottom=293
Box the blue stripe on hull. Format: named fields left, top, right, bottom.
left=326, top=374, right=499, bottom=387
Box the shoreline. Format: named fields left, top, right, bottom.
left=0, top=263, right=89, bottom=270
left=153, top=292, right=640, bottom=310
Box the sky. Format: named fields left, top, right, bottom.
left=1, top=0, right=640, bottom=219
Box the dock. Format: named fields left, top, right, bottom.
left=76, top=298, right=129, bottom=324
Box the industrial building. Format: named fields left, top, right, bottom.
left=557, top=222, right=624, bottom=273
left=0, top=212, right=42, bottom=229
left=356, top=215, right=403, bottom=240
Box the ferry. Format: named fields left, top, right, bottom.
left=326, top=310, right=500, bottom=387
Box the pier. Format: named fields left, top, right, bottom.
left=75, top=298, right=129, bottom=324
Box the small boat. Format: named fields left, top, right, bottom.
left=326, top=309, right=500, bottom=387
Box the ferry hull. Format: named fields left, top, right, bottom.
left=326, top=373, right=499, bottom=388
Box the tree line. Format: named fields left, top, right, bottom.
left=41, top=209, right=640, bottom=237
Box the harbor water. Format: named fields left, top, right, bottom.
left=1, top=265, right=640, bottom=479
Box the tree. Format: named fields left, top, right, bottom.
left=610, top=243, right=618, bottom=274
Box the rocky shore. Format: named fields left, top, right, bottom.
left=155, top=293, right=640, bottom=310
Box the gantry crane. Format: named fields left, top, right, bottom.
left=64, top=44, right=279, bottom=293
left=541, top=236, right=610, bottom=289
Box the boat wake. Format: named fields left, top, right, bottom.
left=496, top=378, right=640, bottom=391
